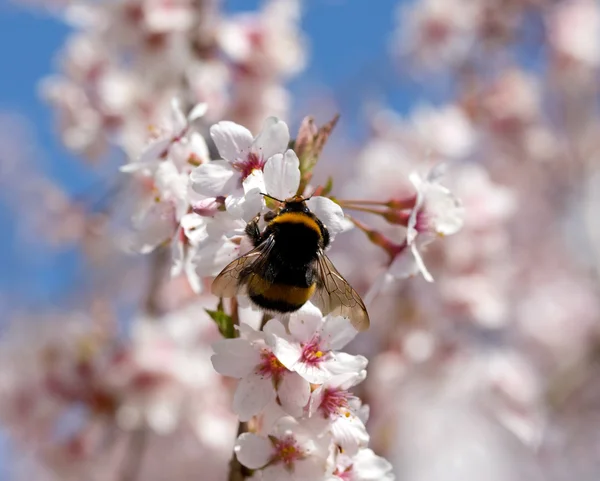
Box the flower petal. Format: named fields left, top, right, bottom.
left=252, top=117, right=290, bottom=160
left=306, top=196, right=351, bottom=242
left=262, top=464, right=292, bottom=481
left=325, top=353, right=368, bottom=377
left=190, top=160, right=238, bottom=197
left=187, top=132, right=210, bottom=164
left=293, top=361, right=331, bottom=384
left=211, top=338, right=260, bottom=378
left=319, top=315, right=357, bottom=351
left=188, top=102, right=208, bottom=122
left=233, top=372, right=276, bottom=421
left=192, top=235, right=240, bottom=277
left=331, top=415, right=369, bottom=457
left=235, top=433, right=272, bottom=470
left=410, top=242, right=434, bottom=282
left=288, top=303, right=323, bottom=343
left=278, top=372, right=310, bottom=418
left=352, top=449, right=394, bottom=481
left=210, top=121, right=253, bottom=162
left=263, top=318, right=289, bottom=339
left=170, top=98, right=187, bottom=133
left=263, top=150, right=300, bottom=201
left=269, top=333, right=303, bottom=372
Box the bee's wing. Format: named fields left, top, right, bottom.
left=211, top=236, right=275, bottom=298
left=312, top=251, right=370, bottom=332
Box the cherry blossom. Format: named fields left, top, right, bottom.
left=307, top=372, right=370, bottom=456
left=389, top=165, right=464, bottom=281
left=235, top=416, right=332, bottom=481
left=267, top=303, right=368, bottom=385
left=211, top=321, right=311, bottom=420
left=190, top=117, right=290, bottom=218
left=329, top=449, right=394, bottom=481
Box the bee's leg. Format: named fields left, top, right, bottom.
left=245, top=214, right=262, bottom=246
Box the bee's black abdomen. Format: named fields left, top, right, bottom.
left=249, top=294, right=305, bottom=313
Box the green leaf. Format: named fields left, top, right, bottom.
left=321, top=176, right=334, bottom=196
left=206, top=307, right=235, bottom=339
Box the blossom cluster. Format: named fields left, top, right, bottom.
left=214, top=304, right=393, bottom=481
left=40, top=0, right=305, bottom=159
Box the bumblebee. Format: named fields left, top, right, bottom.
left=212, top=195, right=370, bottom=332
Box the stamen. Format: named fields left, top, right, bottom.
left=232, top=152, right=267, bottom=181
left=271, top=435, right=304, bottom=469
left=300, top=340, right=327, bottom=365
left=257, top=349, right=286, bottom=383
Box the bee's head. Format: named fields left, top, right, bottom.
left=260, top=193, right=311, bottom=214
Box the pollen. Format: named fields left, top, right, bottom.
left=319, top=387, right=351, bottom=419
left=271, top=435, right=304, bottom=468
left=300, top=339, right=327, bottom=365
left=232, top=152, right=266, bottom=181
left=257, top=349, right=286, bottom=383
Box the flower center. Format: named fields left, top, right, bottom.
left=319, top=387, right=351, bottom=419
left=233, top=152, right=266, bottom=181
left=300, top=339, right=326, bottom=365
left=257, top=349, right=287, bottom=383
left=271, top=435, right=304, bottom=468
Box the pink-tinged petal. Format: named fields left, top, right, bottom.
left=352, top=449, right=394, bottom=481
left=240, top=171, right=267, bottom=221
left=356, top=404, right=370, bottom=425
left=184, top=253, right=203, bottom=294
left=410, top=242, right=434, bottom=282
left=263, top=318, right=289, bottom=339
left=190, top=160, right=238, bottom=197
left=170, top=98, right=188, bottom=133
left=225, top=190, right=263, bottom=223
left=425, top=183, right=464, bottom=235
left=188, top=102, right=208, bottom=122
left=233, top=372, right=275, bottom=421
left=263, top=150, right=300, bottom=201
left=387, top=247, right=419, bottom=280
left=211, top=338, right=260, bottom=378
left=210, top=121, right=253, bottom=162
left=192, top=236, right=240, bottom=277
left=325, top=353, right=368, bottom=377
left=288, top=303, right=323, bottom=343
left=307, top=385, right=325, bottom=418
left=327, top=371, right=366, bottom=391
left=294, top=362, right=331, bottom=384
left=262, top=464, right=292, bottom=481
left=259, top=401, right=289, bottom=435
left=269, top=334, right=303, bottom=372
left=306, top=197, right=351, bottom=242
left=122, top=138, right=171, bottom=172
left=293, top=457, right=329, bottom=481
left=170, top=231, right=184, bottom=278
left=331, top=416, right=369, bottom=457
left=235, top=433, right=272, bottom=470
left=252, top=117, right=290, bottom=160
left=278, top=372, right=310, bottom=418
left=319, top=316, right=357, bottom=351
left=187, top=132, right=210, bottom=164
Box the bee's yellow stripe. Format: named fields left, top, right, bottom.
left=248, top=274, right=316, bottom=305
left=270, top=212, right=321, bottom=235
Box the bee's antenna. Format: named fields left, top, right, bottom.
left=260, top=192, right=283, bottom=203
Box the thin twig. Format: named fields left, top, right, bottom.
left=119, top=428, right=147, bottom=481
left=143, top=246, right=170, bottom=317
left=227, top=297, right=251, bottom=481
